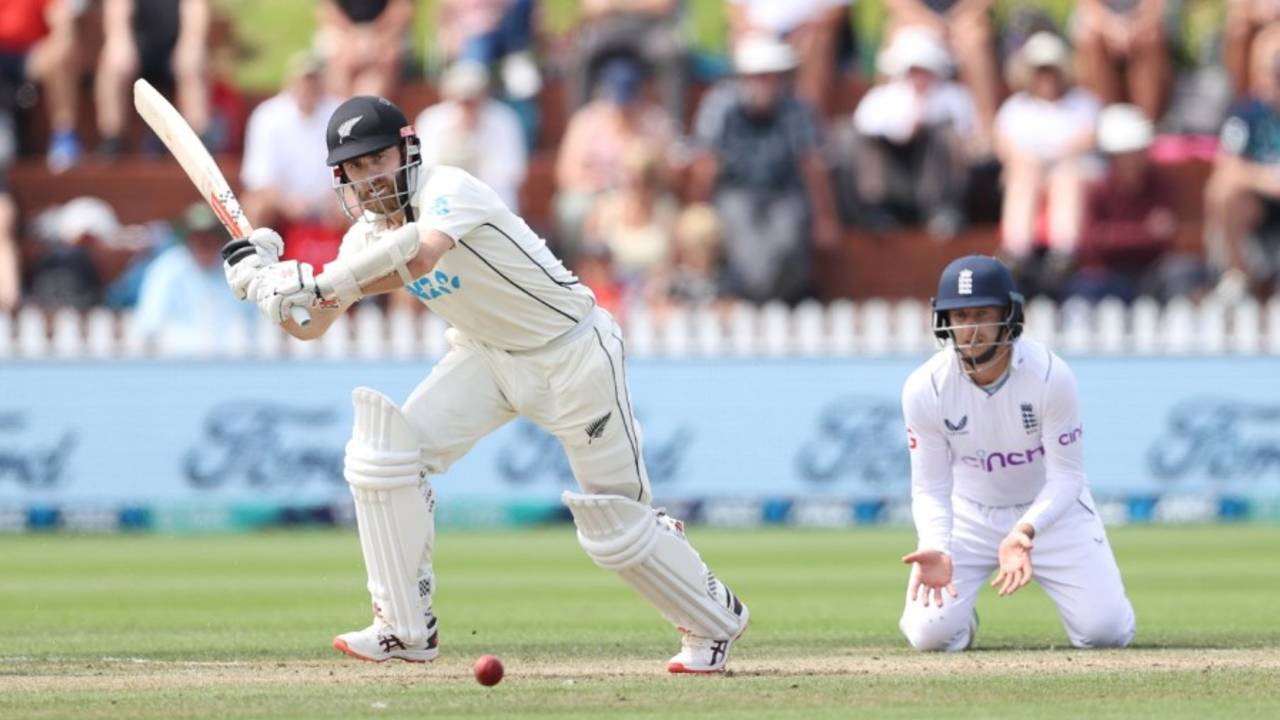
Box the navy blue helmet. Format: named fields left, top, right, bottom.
left=931, top=255, right=1024, bottom=342
left=326, top=96, right=422, bottom=220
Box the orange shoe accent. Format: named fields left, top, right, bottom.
left=666, top=661, right=723, bottom=674
left=332, top=636, right=433, bottom=663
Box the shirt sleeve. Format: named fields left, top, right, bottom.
left=416, top=168, right=494, bottom=242
left=239, top=105, right=275, bottom=192
left=692, top=83, right=733, bottom=151
left=485, top=102, right=529, bottom=207
left=1017, top=355, right=1087, bottom=534
left=786, top=96, right=823, bottom=154
left=902, top=368, right=955, bottom=555
left=1219, top=103, right=1253, bottom=158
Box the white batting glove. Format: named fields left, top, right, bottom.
left=254, top=260, right=320, bottom=324
left=222, top=228, right=285, bottom=300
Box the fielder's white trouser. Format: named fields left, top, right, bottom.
left=899, top=489, right=1136, bottom=651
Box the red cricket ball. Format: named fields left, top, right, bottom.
left=473, top=654, right=504, bottom=686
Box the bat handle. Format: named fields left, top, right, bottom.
left=289, top=305, right=312, bottom=327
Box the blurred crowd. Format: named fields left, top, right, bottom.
left=3, top=1, right=1280, bottom=351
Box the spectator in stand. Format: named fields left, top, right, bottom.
left=555, top=55, right=677, bottom=264
left=570, top=0, right=684, bottom=120
left=414, top=60, right=526, bottom=211
left=583, top=143, right=677, bottom=285
left=25, top=197, right=120, bottom=310
left=240, top=51, right=344, bottom=272
left=95, top=0, right=210, bottom=158
left=649, top=202, right=731, bottom=313
left=689, top=34, right=839, bottom=305
left=884, top=0, right=1001, bottom=152
left=131, top=203, right=256, bottom=355
left=1225, top=0, right=1280, bottom=99
left=315, top=0, right=414, bottom=99
left=1072, top=0, right=1170, bottom=122
left=0, top=0, right=79, bottom=172
left=574, top=242, right=626, bottom=319
left=995, top=32, right=1101, bottom=296
left=437, top=0, right=540, bottom=100
left=852, top=26, right=978, bottom=240
left=0, top=171, right=17, bottom=312
left=1203, top=26, right=1280, bottom=301
left=727, top=0, right=852, bottom=118
left=1068, top=104, right=1201, bottom=302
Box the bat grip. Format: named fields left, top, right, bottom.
left=289, top=305, right=313, bottom=327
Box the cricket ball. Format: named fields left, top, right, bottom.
left=473, top=654, right=504, bottom=687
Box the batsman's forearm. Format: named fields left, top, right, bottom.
left=316, top=223, right=423, bottom=303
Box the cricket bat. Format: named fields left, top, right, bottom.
left=132, top=78, right=311, bottom=326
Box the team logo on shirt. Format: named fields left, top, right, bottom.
left=1021, top=403, right=1039, bottom=434
left=407, top=270, right=463, bottom=301
left=943, top=415, right=968, bottom=434
left=960, top=445, right=1046, bottom=472
left=430, top=197, right=451, bottom=216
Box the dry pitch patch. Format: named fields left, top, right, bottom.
left=4, top=649, right=1278, bottom=693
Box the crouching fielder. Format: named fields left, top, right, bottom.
left=229, top=96, right=748, bottom=672
left=898, top=255, right=1135, bottom=651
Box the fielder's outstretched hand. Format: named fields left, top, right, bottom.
left=902, top=549, right=957, bottom=608
left=992, top=526, right=1034, bottom=597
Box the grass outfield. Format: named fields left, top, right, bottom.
left=2, top=525, right=1278, bottom=719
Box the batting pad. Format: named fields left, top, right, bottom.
left=562, top=491, right=744, bottom=640
left=345, top=388, right=435, bottom=645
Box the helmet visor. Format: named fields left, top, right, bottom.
left=332, top=154, right=420, bottom=220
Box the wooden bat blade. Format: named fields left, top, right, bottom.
left=132, top=79, right=311, bottom=327
left=132, top=79, right=251, bottom=242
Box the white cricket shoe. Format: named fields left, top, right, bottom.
left=332, top=616, right=439, bottom=663
left=667, top=604, right=750, bottom=674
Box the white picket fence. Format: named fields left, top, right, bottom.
left=2, top=296, right=1280, bottom=360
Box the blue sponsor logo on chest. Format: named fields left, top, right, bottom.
left=407, top=270, right=463, bottom=301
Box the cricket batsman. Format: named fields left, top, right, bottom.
left=222, top=96, right=748, bottom=672
left=898, top=255, right=1136, bottom=650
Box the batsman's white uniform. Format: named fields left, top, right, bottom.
left=899, top=338, right=1135, bottom=651
left=333, top=166, right=746, bottom=669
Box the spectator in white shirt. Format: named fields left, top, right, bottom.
left=240, top=52, right=345, bottom=269
left=414, top=61, right=527, bottom=212
left=994, top=33, right=1101, bottom=279
left=852, top=26, right=979, bottom=239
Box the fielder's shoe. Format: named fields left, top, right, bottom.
left=667, top=603, right=750, bottom=674
left=332, top=616, right=439, bottom=663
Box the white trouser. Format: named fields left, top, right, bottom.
left=401, top=307, right=650, bottom=502
left=899, top=489, right=1136, bottom=651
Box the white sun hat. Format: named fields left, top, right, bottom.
left=878, top=26, right=952, bottom=78
left=734, top=34, right=798, bottom=75
left=58, top=197, right=120, bottom=243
